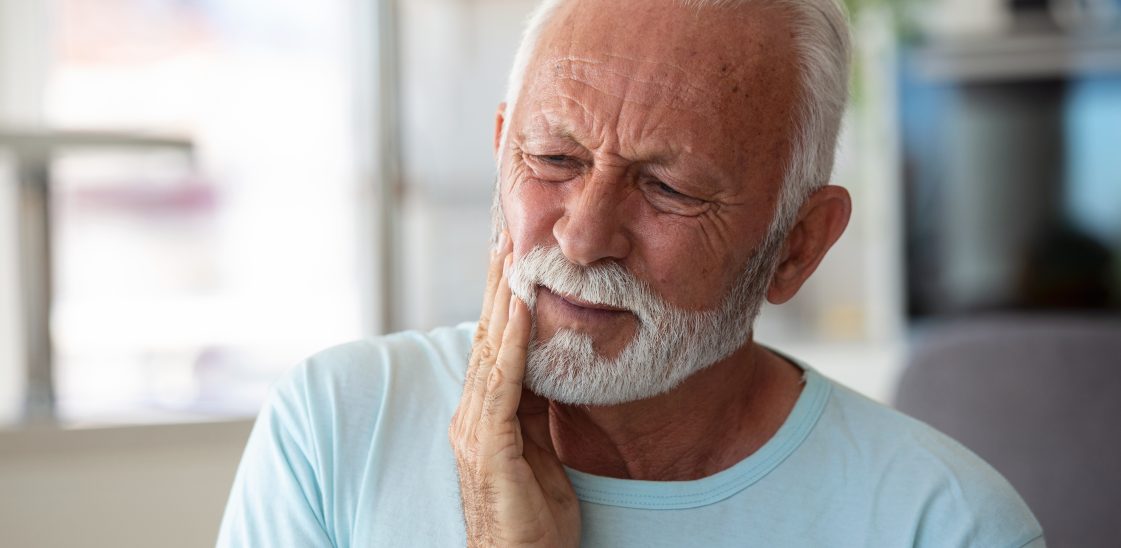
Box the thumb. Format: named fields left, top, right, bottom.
left=517, top=387, right=557, bottom=455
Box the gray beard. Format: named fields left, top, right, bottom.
left=494, top=188, right=785, bottom=406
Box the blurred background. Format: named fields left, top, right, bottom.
left=0, top=0, right=1118, bottom=546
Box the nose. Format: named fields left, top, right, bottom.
left=552, top=171, right=632, bottom=266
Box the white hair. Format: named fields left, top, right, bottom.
left=508, top=225, right=784, bottom=405
left=498, top=0, right=851, bottom=236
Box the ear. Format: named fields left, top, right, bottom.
left=493, top=102, right=508, bottom=160
left=766, top=185, right=852, bottom=305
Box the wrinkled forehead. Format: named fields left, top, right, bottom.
left=540, top=54, right=719, bottom=116
left=517, top=0, right=801, bottom=158
left=536, top=1, right=797, bottom=99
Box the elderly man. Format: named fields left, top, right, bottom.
left=218, top=0, right=1044, bottom=546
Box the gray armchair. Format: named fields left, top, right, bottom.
left=895, top=315, right=1121, bottom=548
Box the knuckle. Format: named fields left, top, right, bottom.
left=476, top=343, right=494, bottom=362
left=464, top=431, right=483, bottom=456
left=486, top=365, right=506, bottom=390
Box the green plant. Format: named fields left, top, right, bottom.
left=844, top=0, right=925, bottom=41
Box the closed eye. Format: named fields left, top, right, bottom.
left=643, top=178, right=709, bottom=216
left=523, top=153, right=584, bottom=182
left=654, top=181, right=687, bottom=198
left=538, top=154, right=579, bottom=167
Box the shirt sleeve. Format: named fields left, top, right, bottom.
left=216, top=363, right=335, bottom=547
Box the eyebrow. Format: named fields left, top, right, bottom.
left=517, top=113, right=734, bottom=192
left=517, top=115, right=587, bottom=148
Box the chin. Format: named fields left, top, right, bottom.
left=524, top=328, right=710, bottom=406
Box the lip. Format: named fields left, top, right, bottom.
left=542, top=286, right=629, bottom=313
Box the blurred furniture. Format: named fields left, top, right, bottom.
left=895, top=315, right=1121, bottom=547
left=0, top=129, right=193, bottom=423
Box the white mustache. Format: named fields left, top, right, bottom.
left=507, top=246, right=671, bottom=326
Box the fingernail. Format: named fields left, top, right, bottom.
left=503, top=254, right=511, bottom=276
left=498, top=231, right=508, bottom=252
left=509, top=296, right=517, bottom=316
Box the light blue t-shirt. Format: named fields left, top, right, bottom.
left=217, top=324, right=1045, bottom=547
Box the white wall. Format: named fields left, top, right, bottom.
left=0, top=0, right=48, bottom=127
left=0, top=152, right=22, bottom=424
left=0, top=0, right=50, bottom=425
left=395, top=0, right=539, bottom=331
left=0, top=420, right=252, bottom=548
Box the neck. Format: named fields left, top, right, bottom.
left=547, top=341, right=804, bottom=481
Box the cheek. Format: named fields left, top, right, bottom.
left=629, top=220, right=738, bottom=310
left=644, top=242, right=718, bottom=303
left=501, top=181, right=563, bottom=258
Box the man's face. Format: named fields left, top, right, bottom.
left=498, top=0, right=803, bottom=402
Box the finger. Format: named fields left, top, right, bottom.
left=458, top=343, right=487, bottom=427
left=469, top=255, right=514, bottom=425
left=463, top=232, right=511, bottom=400
left=487, top=254, right=514, bottom=349
left=518, top=388, right=557, bottom=456
left=482, top=296, right=532, bottom=425
left=475, top=231, right=511, bottom=342
left=522, top=439, right=574, bottom=505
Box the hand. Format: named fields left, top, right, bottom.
left=449, top=233, right=581, bottom=548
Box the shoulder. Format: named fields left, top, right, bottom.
left=302, top=321, right=476, bottom=383
left=259, top=322, right=476, bottom=461
left=218, top=323, right=476, bottom=547
left=818, top=378, right=1044, bottom=547
left=272, top=322, right=476, bottom=408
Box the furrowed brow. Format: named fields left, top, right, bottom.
left=518, top=116, right=589, bottom=150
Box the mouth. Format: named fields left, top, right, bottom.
left=533, top=285, right=639, bottom=354
left=538, top=285, right=630, bottom=316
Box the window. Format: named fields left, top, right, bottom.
left=0, top=0, right=376, bottom=425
